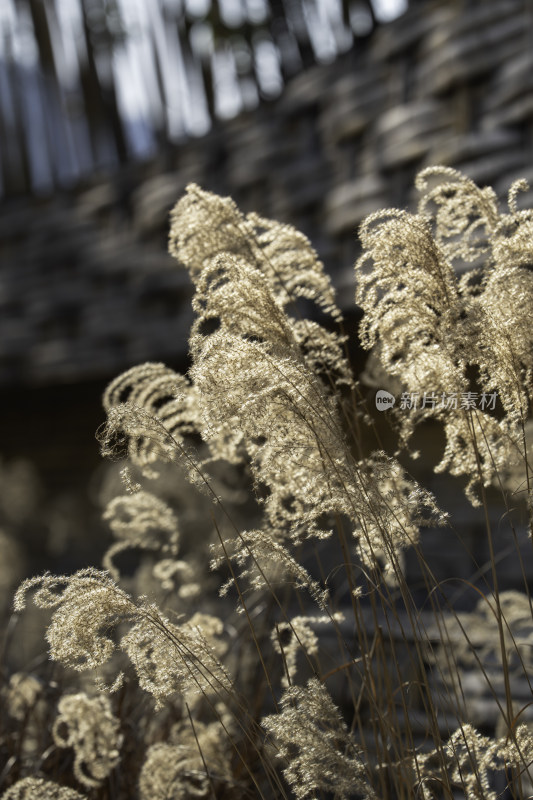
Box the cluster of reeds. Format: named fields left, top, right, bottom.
left=2, top=166, right=533, bottom=799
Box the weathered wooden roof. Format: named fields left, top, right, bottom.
left=1, top=0, right=533, bottom=386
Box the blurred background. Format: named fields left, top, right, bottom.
left=1, top=0, right=533, bottom=610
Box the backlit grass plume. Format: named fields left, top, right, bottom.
left=356, top=166, right=533, bottom=502
left=14, top=569, right=231, bottom=706
left=169, top=183, right=343, bottom=322
left=0, top=779, right=87, bottom=799
left=102, top=490, right=180, bottom=580
left=52, top=693, right=121, bottom=788
left=262, top=678, right=375, bottom=800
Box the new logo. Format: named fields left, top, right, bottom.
left=375, top=389, right=395, bottom=410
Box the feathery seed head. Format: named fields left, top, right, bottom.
left=0, top=778, right=87, bottom=799
left=52, top=692, right=121, bottom=788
